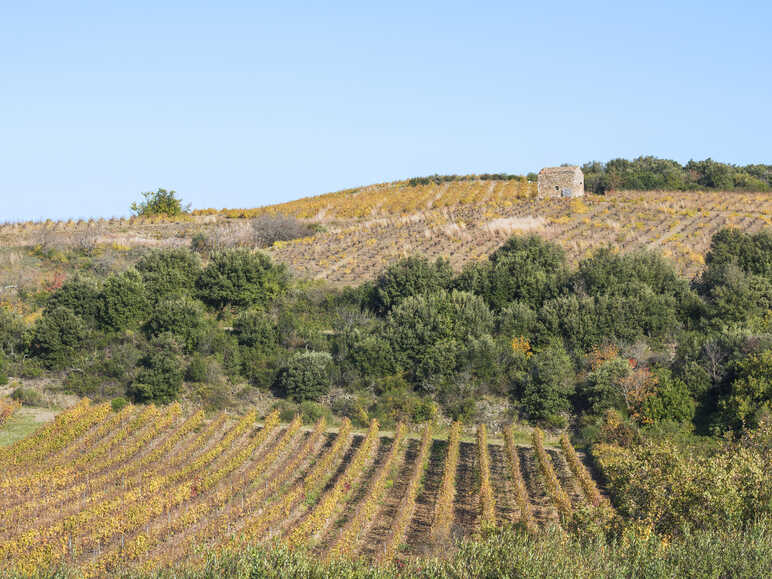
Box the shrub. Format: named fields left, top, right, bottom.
left=233, top=309, right=278, bottom=351
left=44, top=277, right=101, bottom=325
left=0, top=308, right=25, bottom=357
left=130, top=188, right=189, bottom=217
left=276, top=351, right=333, bottom=402
left=387, top=289, right=493, bottom=384
left=128, top=334, right=184, bottom=403
left=197, top=249, right=289, bottom=310
left=10, top=386, right=44, bottom=407
left=517, top=340, right=575, bottom=421
left=97, top=270, right=150, bottom=331
left=144, top=296, right=207, bottom=353
left=135, top=249, right=202, bottom=301
left=250, top=214, right=315, bottom=248
left=370, top=256, right=453, bottom=315
left=30, top=306, right=87, bottom=369
left=111, top=397, right=129, bottom=412
left=578, top=357, right=631, bottom=415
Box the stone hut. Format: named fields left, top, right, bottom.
left=537, top=166, right=584, bottom=198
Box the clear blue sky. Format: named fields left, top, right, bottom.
left=1, top=0, right=770, bottom=221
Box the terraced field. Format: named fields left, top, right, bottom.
left=0, top=401, right=607, bottom=576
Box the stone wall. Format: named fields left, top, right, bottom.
left=537, top=166, right=584, bottom=198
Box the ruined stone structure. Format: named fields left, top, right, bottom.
left=537, top=166, right=584, bottom=198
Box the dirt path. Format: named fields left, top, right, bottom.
left=488, top=443, right=518, bottom=524
left=451, top=440, right=479, bottom=539
left=517, top=446, right=557, bottom=526
left=403, top=438, right=446, bottom=556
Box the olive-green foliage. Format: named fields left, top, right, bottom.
left=496, top=301, right=538, bottom=337
left=30, top=306, right=87, bottom=369
left=111, top=397, right=129, bottom=412
left=370, top=256, right=453, bottom=315
left=136, top=248, right=202, bottom=301
left=233, top=309, right=277, bottom=351
left=718, top=349, right=772, bottom=429
left=144, top=296, right=207, bottom=353
left=705, top=228, right=772, bottom=277
left=578, top=357, right=631, bottom=415
left=386, top=289, right=493, bottom=385
left=0, top=308, right=26, bottom=357
left=128, top=334, right=184, bottom=403
left=44, top=277, right=101, bottom=325
left=457, top=234, right=568, bottom=311
left=97, top=270, right=150, bottom=331
left=517, top=340, right=574, bottom=422
left=643, top=368, right=696, bottom=424
left=583, top=156, right=771, bottom=194
left=132, top=520, right=772, bottom=578
left=130, top=188, right=189, bottom=216
left=594, top=422, right=772, bottom=534
left=276, top=350, right=332, bottom=402
left=197, top=249, right=289, bottom=310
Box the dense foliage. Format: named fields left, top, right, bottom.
left=582, top=156, right=771, bottom=194
left=130, top=188, right=190, bottom=217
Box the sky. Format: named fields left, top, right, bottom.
left=1, top=0, right=770, bottom=221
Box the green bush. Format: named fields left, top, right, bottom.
left=197, top=249, right=289, bottom=310
left=10, top=386, right=44, bottom=407
left=0, top=308, right=25, bottom=357
left=386, top=289, right=493, bottom=385
left=44, top=277, right=101, bottom=325
left=130, top=188, right=189, bottom=217
left=299, top=400, right=331, bottom=424
left=97, top=270, right=150, bottom=331
left=517, top=340, right=575, bottom=421
left=111, top=397, right=129, bottom=412
left=233, top=309, right=278, bottom=351
left=30, top=306, right=87, bottom=369
left=276, top=351, right=333, bottom=402
left=578, top=357, right=631, bottom=415
left=128, top=334, right=184, bottom=404
left=370, top=256, right=453, bottom=315
left=136, top=249, right=202, bottom=301
left=144, top=296, right=207, bottom=353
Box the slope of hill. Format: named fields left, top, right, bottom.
left=1, top=179, right=770, bottom=299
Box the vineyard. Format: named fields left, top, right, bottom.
left=1, top=181, right=770, bottom=302
left=0, top=400, right=609, bottom=576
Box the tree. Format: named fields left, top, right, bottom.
left=233, top=309, right=278, bottom=351
left=128, top=334, right=184, bottom=403
left=130, top=188, right=189, bottom=217
left=31, top=306, right=87, bottom=369
left=97, top=270, right=150, bottom=331
left=386, top=289, right=493, bottom=385
left=44, top=277, right=101, bottom=325
left=144, top=296, right=207, bottom=353
left=197, top=249, right=289, bottom=310
left=718, top=350, right=772, bottom=429
left=135, top=249, right=202, bottom=302
left=370, top=256, right=453, bottom=315
left=518, top=340, right=574, bottom=423
left=277, top=351, right=333, bottom=401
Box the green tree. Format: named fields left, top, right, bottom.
left=277, top=351, right=333, bottom=401
left=370, top=256, right=453, bottom=315
left=30, top=306, right=87, bottom=369
left=97, top=270, right=150, bottom=331
left=135, top=249, right=202, bottom=302
left=517, top=340, right=575, bottom=422
left=719, top=350, right=772, bottom=429
left=44, top=277, right=101, bottom=325
left=579, top=357, right=631, bottom=415
left=144, top=296, right=207, bottom=353
left=197, top=249, right=289, bottom=310
left=232, top=309, right=278, bottom=351
left=128, top=334, right=184, bottom=403
left=130, top=188, right=189, bottom=217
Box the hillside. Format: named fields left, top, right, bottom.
left=1, top=179, right=770, bottom=303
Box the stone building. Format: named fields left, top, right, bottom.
left=537, top=166, right=584, bottom=198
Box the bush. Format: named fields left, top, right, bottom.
left=250, top=214, right=314, bottom=248
left=130, top=188, right=189, bottom=217
left=0, top=308, right=25, bottom=357
left=517, top=340, right=575, bottom=421
left=299, top=400, right=331, bottom=424
left=386, top=289, right=493, bottom=385
left=97, top=270, right=149, bottom=331
left=370, top=256, right=453, bottom=315
left=136, top=249, right=202, bottom=301
left=233, top=310, right=278, bottom=351
left=31, top=306, right=87, bottom=369
left=276, top=351, right=333, bottom=402
left=111, top=397, right=129, bottom=412
left=144, top=296, right=207, bottom=353
left=10, top=386, right=44, bottom=407
left=44, top=277, right=101, bottom=325
left=197, top=249, right=289, bottom=310
left=128, top=334, right=184, bottom=403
